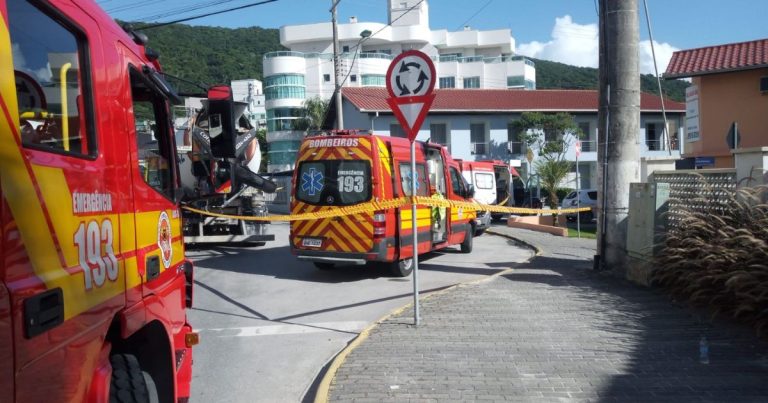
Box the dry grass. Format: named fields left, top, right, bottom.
left=652, top=185, right=768, bottom=338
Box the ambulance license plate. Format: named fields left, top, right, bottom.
left=302, top=237, right=323, bottom=247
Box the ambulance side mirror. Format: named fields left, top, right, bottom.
left=206, top=85, right=237, bottom=158
left=465, top=184, right=475, bottom=199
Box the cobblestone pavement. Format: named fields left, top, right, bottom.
left=326, top=225, right=768, bottom=402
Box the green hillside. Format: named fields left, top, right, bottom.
left=533, top=58, right=689, bottom=102
left=126, top=22, right=688, bottom=101
left=125, top=21, right=284, bottom=87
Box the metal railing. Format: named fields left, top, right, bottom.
left=471, top=142, right=488, bottom=155
left=646, top=139, right=680, bottom=151
left=506, top=141, right=524, bottom=155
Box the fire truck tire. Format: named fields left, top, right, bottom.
left=388, top=258, right=414, bottom=277
left=314, top=262, right=335, bottom=270
left=109, top=354, right=159, bottom=403
left=460, top=226, right=473, bottom=253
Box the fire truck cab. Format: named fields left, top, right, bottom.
left=0, top=0, right=234, bottom=401
left=291, top=132, right=476, bottom=277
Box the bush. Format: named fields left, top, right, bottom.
left=652, top=185, right=768, bottom=338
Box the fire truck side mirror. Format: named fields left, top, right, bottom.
left=206, top=85, right=237, bottom=158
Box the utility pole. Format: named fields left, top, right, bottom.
left=597, top=0, right=640, bottom=274
left=331, top=0, right=344, bottom=129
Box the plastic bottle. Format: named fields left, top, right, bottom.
left=699, top=336, right=709, bottom=364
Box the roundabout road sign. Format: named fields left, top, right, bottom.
left=386, top=50, right=436, bottom=142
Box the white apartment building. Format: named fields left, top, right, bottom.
left=231, top=79, right=267, bottom=128
left=262, top=0, right=537, bottom=172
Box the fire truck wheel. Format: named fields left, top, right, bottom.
left=460, top=226, right=473, bottom=253
left=389, top=258, right=414, bottom=277
left=314, top=262, right=335, bottom=270
left=109, top=354, right=159, bottom=403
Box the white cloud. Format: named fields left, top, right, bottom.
left=517, top=15, right=680, bottom=75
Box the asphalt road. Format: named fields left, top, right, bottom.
left=187, top=222, right=532, bottom=402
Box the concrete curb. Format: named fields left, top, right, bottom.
left=486, top=228, right=543, bottom=257
left=313, top=234, right=532, bottom=403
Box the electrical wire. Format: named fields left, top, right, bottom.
left=455, top=0, right=493, bottom=31
left=138, top=0, right=278, bottom=30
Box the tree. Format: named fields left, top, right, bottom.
left=513, top=112, right=581, bottom=224
left=295, top=96, right=329, bottom=132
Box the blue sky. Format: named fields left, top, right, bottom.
left=103, top=0, right=768, bottom=73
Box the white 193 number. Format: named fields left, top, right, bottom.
left=338, top=175, right=364, bottom=193
left=74, top=219, right=119, bottom=290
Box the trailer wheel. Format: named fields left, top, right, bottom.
left=109, top=354, right=158, bottom=403
left=460, top=226, right=473, bottom=253
left=388, top=258, right=413, bottom=277
left=314, top=262, right=335, bottom=270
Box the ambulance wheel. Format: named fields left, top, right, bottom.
left=109, top=354, right=159, bottom=403
left=389, top=258, right=414, bottom=277
left=460, top=226, right=473, bottom=253
left=314, top=262, right=335, bottom=271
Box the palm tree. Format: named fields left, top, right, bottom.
left=535, top=159, right=572, bottom=225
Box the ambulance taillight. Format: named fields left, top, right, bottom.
left=373, top=211, right=386, bottom=238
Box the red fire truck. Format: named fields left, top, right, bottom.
left=0, top=0, right=252, bottom=400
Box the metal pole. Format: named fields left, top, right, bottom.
left=600, top=85, right=610, bottom=269
left=642, top=0, right=671, bottom=156
left=331, top=0, right=344, bottom=129
left=411, top=140, right=420, bottom=326
left=576, top=150, right=581, bottom=238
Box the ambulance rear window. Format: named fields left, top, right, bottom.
left=475, top=172, right=494, bottom=189
left=296, top=160, right=371, bottom=206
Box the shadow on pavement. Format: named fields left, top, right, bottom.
left=501, top=253, right=768, bottom=402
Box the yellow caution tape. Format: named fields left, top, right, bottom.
left=182, top=197, right=592, bottom=222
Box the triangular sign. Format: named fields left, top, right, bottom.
left=386, top=94, right=435, bottom=142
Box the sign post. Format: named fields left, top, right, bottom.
left=386, top=50, right=436, bottom=326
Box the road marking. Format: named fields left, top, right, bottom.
left=200, top=321, right=368, bottom=337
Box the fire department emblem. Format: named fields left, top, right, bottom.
left=158, top=211, right=173, bottom=268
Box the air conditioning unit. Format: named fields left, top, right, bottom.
left=760, top=76, right=768, bottom=93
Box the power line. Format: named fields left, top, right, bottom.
left=138, top=0, right=278, bottom=30
left=455, top=0, right=493, bottom=31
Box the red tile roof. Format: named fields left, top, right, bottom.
left=664, top=38, right=768, bottom=78
left=342, top=87, right=684, bottom=113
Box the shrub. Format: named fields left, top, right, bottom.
left=652, top=185, right=768, bottom=337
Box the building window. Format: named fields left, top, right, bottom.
left=439, top=77, right=455, bottom=89
left=323, top=74, right=331, bottom=82
left=439, top=53, right=461, bottom=62
left=507, top=122, right=523, bottom=155
left=361, top=74, right=385, bottom=87
left=266, top=107, right=305, bottom=132
left=12, top=0, right=96, bottom=157
left=646, top=122, right=659, bottom=150
left=430, top=123, right=449, bottom=151
left=524, top=79, right=536, bottom=90
left=265, top=74, right=305, bottom=100
left=342, top=45, right=349, bottom=53
left=577, top=122, right=594, bottom=152
left=507, top=76, right=524, bottom=88
left=390, top=123, right=406, bottom=138
left=350, top=75, right=357, bottom=82
left=463, top=76, right=480, bottom=89
left=470, top=122, right=487, bottom=155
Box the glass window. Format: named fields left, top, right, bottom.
left=361, top=74, right=385, bottom=87
left=130, top=68, right=175, bottom=199
left=324, top=74, right=331, bottom=82
left=399, top=163, right=428, bottom=196
left=470, top=122, right=486, bottom=154
left=507, top=75, right=525, bottom=87
left=463, top=76, right=480, bottom=89
left=475, top=172, right=494, bottom=189
left=265, top=74, right=305, bottom=100
left=449, top=167, right=465, bottom=196
left=390, top=123, right=406, bottom=138
left=11, top=0, right=95, bottom=156
left=430, top=123, right=448, bottom=150
left=525, top=79, right=536, bottom=90
left=296, top=160, right=371, bottom=205
left=350, top=75, right=357, bottom=82
left=439, top=77, right=455, bottom=89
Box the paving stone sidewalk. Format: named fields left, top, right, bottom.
left=326, top=226, right=768, bottom=402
